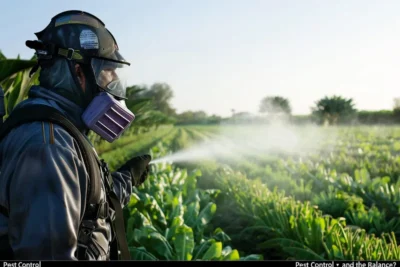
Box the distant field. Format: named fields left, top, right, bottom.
left=97, top=124, right=400, bottom=260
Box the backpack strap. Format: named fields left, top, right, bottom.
left=100, top=160, right=131, bottom=261
left=0, top=105, right=131, bottom=260
left=0, top=105, right=101, bottom=205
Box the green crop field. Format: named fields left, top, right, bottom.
left=3, top=54, right=400, bottom=260
left=3, top=9, right=400, bottom=261
left=96, top=125, right=400, bottom=261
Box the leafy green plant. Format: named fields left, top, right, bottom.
left=0, top=52, right=39, bottom=117
left=123, top=142, right=262, bottom=260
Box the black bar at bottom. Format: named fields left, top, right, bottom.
left=0, top=261, right=399, bottom=266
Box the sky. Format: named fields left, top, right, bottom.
left=2, top=0, right=400, bottom=117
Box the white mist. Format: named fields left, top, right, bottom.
left=150, top=117, right=338, bottom=165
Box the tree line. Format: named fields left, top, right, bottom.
left=134, top=82, right=400, bottom=126
left=257, top=95, right=400, bottom=126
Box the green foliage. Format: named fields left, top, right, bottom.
left=357, top=110, right=397, bottom=125
left=0, top=55, right=39, bottom=117
left=135, top=83, right=176, bottom=116
left=123, top=141, right=262, bottom=260
left=175, top=111, right=222, bottom=125
left=311, top=95, right=357, bottom=125
left=115, top=125, right=400, bottom=260
left=0, top=59, right=37, bottom=84
left=259, top=96, right=291, bottom=115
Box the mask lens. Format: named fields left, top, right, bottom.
left=91, top=58, right=129, bottom=99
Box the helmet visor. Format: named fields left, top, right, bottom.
left=91, top=57, right=130, bottom=99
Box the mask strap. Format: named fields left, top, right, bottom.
left=80, top=62, right=101, bottom=107
left=65, top=60, right=88, bottom=107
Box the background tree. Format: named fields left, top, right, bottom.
left=311, top=95, right=357, bottom=125
left=125, top=85, right=152, bottom=113
left=259, top=96, right=291, bottom=115
left=137, top=82, right=176, bottom=116
left=393, top=97, right=400, bottom=123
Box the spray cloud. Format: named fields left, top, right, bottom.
left=151, top=114, right=338, bottom=165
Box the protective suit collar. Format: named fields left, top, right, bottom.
left=14, top=85, right=87, bottom=133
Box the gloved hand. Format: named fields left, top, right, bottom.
left=118, top=154, right=152, bottom=187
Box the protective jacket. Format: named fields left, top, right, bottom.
left=0, top=85, right=133, bottom=260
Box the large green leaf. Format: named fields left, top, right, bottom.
left=168, top=192, right=184, bottom=224
left=166, top=216, right=184, bottom=241
left=193, top=240, right=213, bottom=260
left=173, top=224, right=195, bottom=260
left=126, top=209, right=152, bottom=245
left=5, top=71, right=23, bottom=115
left=0, top=59, right=36, bottom=83
left=145, top=195, right=167, bottom=229
left=129, top=247, right=158, bottom=260
left=183, top=200, right=200, bottom=228
left=212, top=228, right=231, bottom=243
left=182, top=170, right=200, bottom=200
left=137, top=226, right=174, bottom=260
left=1, top=75, right=15, bottom=93
left=222, top=248, right=240, bottom=261
left=201, top=241, right=222, bottom=260
left=0, top=51, right=6, bottom=60
left=197, top=202, right=217, bottom=227
left=17, top=68, right=39, bottom=103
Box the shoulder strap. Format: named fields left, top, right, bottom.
left=0, top=105, right=101, bottom=205
left=100, top=162, right=131, bottom=261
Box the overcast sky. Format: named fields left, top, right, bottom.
left=3, top=0, right=400, bottom=116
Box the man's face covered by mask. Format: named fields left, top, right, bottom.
left=98, top=68, right=117, bottom=89
left=91, top=58, right=128, bottom=100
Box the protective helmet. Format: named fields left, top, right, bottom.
left=26, top=10, right=130, bottom=100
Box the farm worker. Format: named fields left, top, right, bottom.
left=0, top=10, right=151, bottom=260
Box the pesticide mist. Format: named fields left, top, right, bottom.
left=150, top=118, right=339, bottom=165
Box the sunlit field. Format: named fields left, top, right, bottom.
left=97, top=124, right=400, bottom=260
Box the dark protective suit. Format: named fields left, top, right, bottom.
left=0, top=85, right=133, bottom=260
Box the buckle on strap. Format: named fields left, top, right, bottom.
left=67, top=48, right=75, bottom=60
left=78, top=220, right=96, bottom=244
left=57, top=47, right=83, bottom=61
left=83, top=201, right=110, bottom=220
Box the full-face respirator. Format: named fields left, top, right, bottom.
left=81, top=57, right=135, bottom=143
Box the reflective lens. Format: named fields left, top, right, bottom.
left=91, top=57, right=130, bottom=99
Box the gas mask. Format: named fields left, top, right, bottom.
left=82, top=57, right=135, bottom=143
left=25, top=10, right=136, bottom=142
